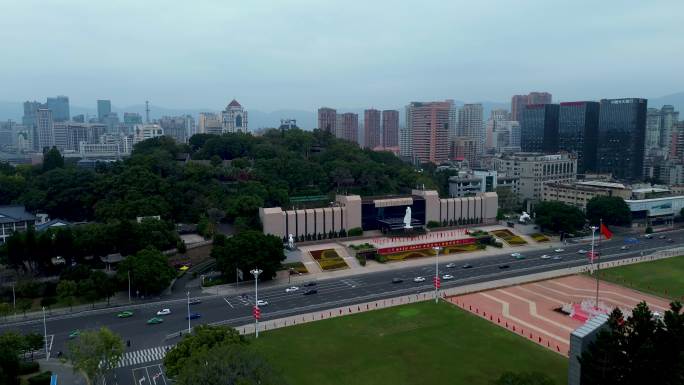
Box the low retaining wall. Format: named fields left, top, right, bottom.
left=233, top=247, right=684, bottom=336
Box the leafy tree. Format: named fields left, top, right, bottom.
left=24, top=333, right=44, bottom=360
left=16, top=298, right=32, bottom=317
left=68, top=327, right=124, bottom=385
left=496, top=186, right=520, bottom=213
left=175, top=344, right=285, bottom=385
left=0, top=331, right=24, bottom=385
left=586, top=196, right=631, bottom=226
left=491, top=372, right=556, bottom=385
left=42, top=146, right=64, bottom=171
left=164, top=325, right=247, bottom=377
left=0, top=302, right=11, bottom=319
left=579, top=302, right=684, bottom=385
left=533, top=201, right=585, bottom=234
left=56, top=280, right=78, bottom=311
left=117, top=246, right=175, bottom=295
left=212, top=231, right=285, bottom=281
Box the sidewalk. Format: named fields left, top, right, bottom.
left=37, top=358, right=87, bottom=385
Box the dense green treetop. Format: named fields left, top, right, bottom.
left=0, top=129, right=437, bottom=225
left=585, top=196, right=632, bottom=227
left=533, top=201, right=586, bottom=234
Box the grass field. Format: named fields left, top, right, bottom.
left=599, top=255, right=684, bottom=300
left=252, top=301, right=568, bottom=385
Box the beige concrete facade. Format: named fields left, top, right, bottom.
left=260, top=190, right=499, bottom=239
left=542, top=181, right=631, bottom=211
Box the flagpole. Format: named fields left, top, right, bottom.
left=595, top=218, right=602, bottom=310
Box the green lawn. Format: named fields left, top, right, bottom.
left=599, top=255, right=684, bottom=300
left=252, top=301, right=568, bottom=385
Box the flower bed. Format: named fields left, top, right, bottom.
left=530, top=233, right=550, bottom=243
left=310, top=249, right=349, bottom=271
left=383, top=243, right=483, bottom=262
left=490, top=229, right=528, bottom=246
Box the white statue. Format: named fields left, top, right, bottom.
left=403, top=207, right=412, bottom=229
left=518, top=211, right=531, bottom=224
left=288, top=234, right=295, bottom=249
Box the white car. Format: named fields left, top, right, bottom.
left=511, top=253, right=522, bottom=258
left=413, top=276, right=426, bottom=283
left=553, top=255, right=563, bottom=260
left=442, top=274, right=454, bottom=280
left=256, top=300, right=269, bottom=306
left=285, top=286, right=299, bottom=293
left=540, top=254, right=551, bottom=259
left=620, top=245, right=629, bottom=250
left=577, top=249, right=587, bottom=254
left=156, top=309, right=171, bottom=316
left=554, top=248, right=565, bottom=253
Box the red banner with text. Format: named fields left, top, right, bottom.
left=377, top=238, right=476, bottom=255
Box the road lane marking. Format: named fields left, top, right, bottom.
left=223, top=298, right=234, bottom=308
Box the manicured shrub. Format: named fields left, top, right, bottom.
left=347, top=227, right=363, bottom=236
left=28, top=371, right=52, bottom=385
left=19, top=361, right=40, bottom=375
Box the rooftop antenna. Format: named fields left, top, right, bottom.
left=145, top=101, right=150, bottom=124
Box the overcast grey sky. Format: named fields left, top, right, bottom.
left=1, top=0, right=682, bottom=111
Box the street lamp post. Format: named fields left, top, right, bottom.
left=127, top=271, right=131, bottom=303
left=186, top=291, right=191, bottom=334
left=250, top=268, right=263, bottom=338
left=42, top=306, right=48, bottom=361
left=433, top=246, right=442, bottom=303
left=12, top=283, right=16, bottom=313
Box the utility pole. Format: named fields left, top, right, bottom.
left=12, top=283, right=16, bottom=313
left=251, top=268, right=262, bottom=338
left=42, top=307, right=48, bottom=360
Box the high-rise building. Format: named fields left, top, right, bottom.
left=456, top=103, right=484, bottom=160
left=645, top=108, right=662, bottom=152
left=490, top=109, right=509, bottom=122
left=198, top=112, right=222, bottom=135
left=336, top=113, right=359, bottom=143
left=558, top=101, right=600, bottom=173
left=364, top=109, right=381, bottom=149
left=318, top=107, right=337, bottom=133
left=221, top=99, right=248, bottom=133
left=528, top=92, right=552, bottom=105
left=382, top=110, right=399, bottom=147
left=46, top=96, right=70, bottom=122
left=510, top=95, right=528, bottom=122
left=72, top=114, right=85, bottom=123
left=124, top=112, right=143, bottom=125
left=399, top=126, right=412, bottom=157
left=102, top=112, right=120, bottom=133
left=660, top=105, right=680, bottom=149
left=133, top=124, right=164, bottom=144
left=596, top=98, right=647, bottom=181
left=510, top=92, right=552, bottom=122
left=521, top=104, right=559, bottom=153
left=52, top=122, right=69, bottom=151
left=492, top=152, right=576, bottom=203
left=406, top=101, right=451, bottom=164
left=159, top=116, right=189, bottom=143
left=36, top=108, right=54, bottom=151
left=22, top=101, right=42, bottom=128
left=97, top=100, right=112, bottom=122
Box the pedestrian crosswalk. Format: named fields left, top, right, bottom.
left=116, top=345, right=173, bottom=368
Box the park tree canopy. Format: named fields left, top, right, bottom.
left=533, top=201, right=586, bottom=234
left=585, top=196, right=632, bottom=227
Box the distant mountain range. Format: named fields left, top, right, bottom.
left=1, top=93, right=683, bottom=130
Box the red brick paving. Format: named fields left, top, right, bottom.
left=447, top=274, right=672, bottom=356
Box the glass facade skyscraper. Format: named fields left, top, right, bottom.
left=520, top=104, right=559, bottom=153
left=46, top=95, right=70, bottom=122
left=558, top=101, right=599, bottom=173
left=597, top=98, right=647, bottom=181
left=97, top=100, right=112, bottom=121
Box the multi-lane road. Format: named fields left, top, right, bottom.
left=2, top=229, right=684, bottom=359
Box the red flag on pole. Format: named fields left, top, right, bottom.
left=600, top=223, right=613, bottom=240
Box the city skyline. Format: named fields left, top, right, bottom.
left=1, top=1, right=682, bottom=111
